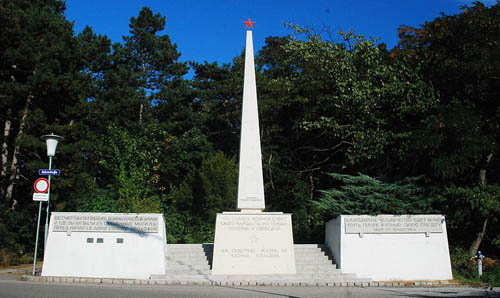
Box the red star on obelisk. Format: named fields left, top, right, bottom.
left=243, top=18, right=255, bottom=29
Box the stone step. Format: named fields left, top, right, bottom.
left=157, top=243, right=368, bottom=284
left=296, top=263, right=338, bottom=268
left=152, top=273, right=367, bottom=282
left=296, top=267, right=341, bottom=273
left=163, top=269, right=212, bottom=275
left=165, top=264, right=211, bottom=270
left=295, top=258, right=334, bottom=263
left=153, top=274, right=211, bottom=280
left=166, top=256, right=211, bottom=261
left=166, top=248, right=213, bottom=252
left=166, top=244, right=326, bottom=250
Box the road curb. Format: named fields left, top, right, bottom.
left=22, top=275, right=457, bottom=287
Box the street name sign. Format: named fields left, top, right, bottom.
left=39, top=169, right=60, bottom=176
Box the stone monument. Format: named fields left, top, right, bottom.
left=42, top=212, right=167, bottom=279
left=211, top=19, right=296, bottom=275
left=325, top=215, right=453, bottom=281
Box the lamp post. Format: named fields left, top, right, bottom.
left=33, top=133, right=63, bottom=275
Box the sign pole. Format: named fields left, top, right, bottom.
left=44, top=156, right=53, bottom=251
left=32, top=202, right=43, bottom=275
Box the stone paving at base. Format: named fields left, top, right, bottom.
left=23, top=275, right=456, bottom=288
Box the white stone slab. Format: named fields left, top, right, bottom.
left=42, top=212, right=167, bottom=279
left=344, top=214, right=443, bottom=234
left=237, top=30, right=265, bottom=211
left=325, top=215, right=453, bottom=281
left=212, top=213, right=296, bottom=275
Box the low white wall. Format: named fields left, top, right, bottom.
left=42, top=212, right=167, bottom=279
left=325, top=215, right=453, bottom=281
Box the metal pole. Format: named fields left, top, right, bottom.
left=44, top=156, right=53, bottom=250
left=32, top=201, right=43, bottom=275
left=478, top=257, right=483, bottom=278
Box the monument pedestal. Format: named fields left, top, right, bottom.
left=212, top=212, right=296, bottom=275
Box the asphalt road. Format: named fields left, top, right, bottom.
left=0, top=280, right=499, bottom=298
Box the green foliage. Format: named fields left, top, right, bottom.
left=169, top=152, right=237, bottom=221
left=450, top=246, right=476, bottom=277
left=438, top=185, right=500, bottom=219
left=451, top=246, right=500, bottom=286
left=394, top=2, right=500, bottom=184
left=96, top=123, right=163, bottom=213
left=166, top=152, right=237, bottom=243
left=0, top=205, right=34, bottom=264
left=315, top=173, right=434, bottom=219
left=437, top=185, right=500, bottom=253
left=260, top=24, right=438, bottom=181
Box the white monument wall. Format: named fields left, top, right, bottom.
left=325, top=215, right=453, bottom=281
left=42, top=212, right=167, bottom=279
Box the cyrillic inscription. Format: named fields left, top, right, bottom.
left=345, top=215, right=443, bottom=234
left=218, top=215, right=290, bottom=259
left=52, top=214, right=159, bottom=233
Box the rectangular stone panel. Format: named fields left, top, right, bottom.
left=344, top=215, right=443, bottom=234
left=52, top=213, right=159, bottom=233
left=212, top=212, right=296, bottom=275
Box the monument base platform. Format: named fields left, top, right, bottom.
left=212, top=212, right=296, bottom=275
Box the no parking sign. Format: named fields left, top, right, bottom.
left=33, top=178, right=50, bottom=201
left=34, top=178, right=50, bottom=193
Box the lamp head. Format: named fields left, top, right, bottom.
left=41, top=133, right=64, bottom=157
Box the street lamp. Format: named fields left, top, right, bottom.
left=41, top=133, right=63, bottom=247
left=33, top=133, right=63, bottom=275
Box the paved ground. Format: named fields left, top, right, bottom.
left=0, top=264, right=33, bottom=280
left=1, top=264, right=499, bottom=297
left=0, top=279, right=498, bottom=298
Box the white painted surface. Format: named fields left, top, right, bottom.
left=237, top=30, right=265, bottom=211
left=42, top=212, right=167, bottom=279
left=212, top=212, right=296, bottom=275
left=325, top=215, right=453, bottom=281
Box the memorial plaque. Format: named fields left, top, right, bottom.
left=344, top=215, right=443, bottom=234
left=52, top=214, right=159, bottom=233
left=212, top=213, right=296, bottom=275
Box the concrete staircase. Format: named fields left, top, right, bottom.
left=150, top=244, right=370, bottom=285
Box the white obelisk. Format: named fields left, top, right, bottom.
left=211, top=20, right=296, bottom=275
left=237, top=29, right=265, bottom=211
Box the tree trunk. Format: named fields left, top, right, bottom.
left=139, top=58, right=146, bottom=125
left=1, top=111, right=11, bottom=178
left=268, top=153, right=275, bottom=190
left=1, top=112, right=11, bottom=203
left=468, top=217, right=488, bottom=257
left=469, top=153, right=494, bottom=257
left=479, top=153, right=493, bottom=185
left=309, top=173, right=315, bottom=201
left=139, top=103, right=144, bottom=124
left=5, top=96, right=31, bottom=209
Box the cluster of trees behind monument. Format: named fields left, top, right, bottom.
left=1, top=0, right=499, bottom=263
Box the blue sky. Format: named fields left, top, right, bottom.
left=64, top=0, right=494, bottom=66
